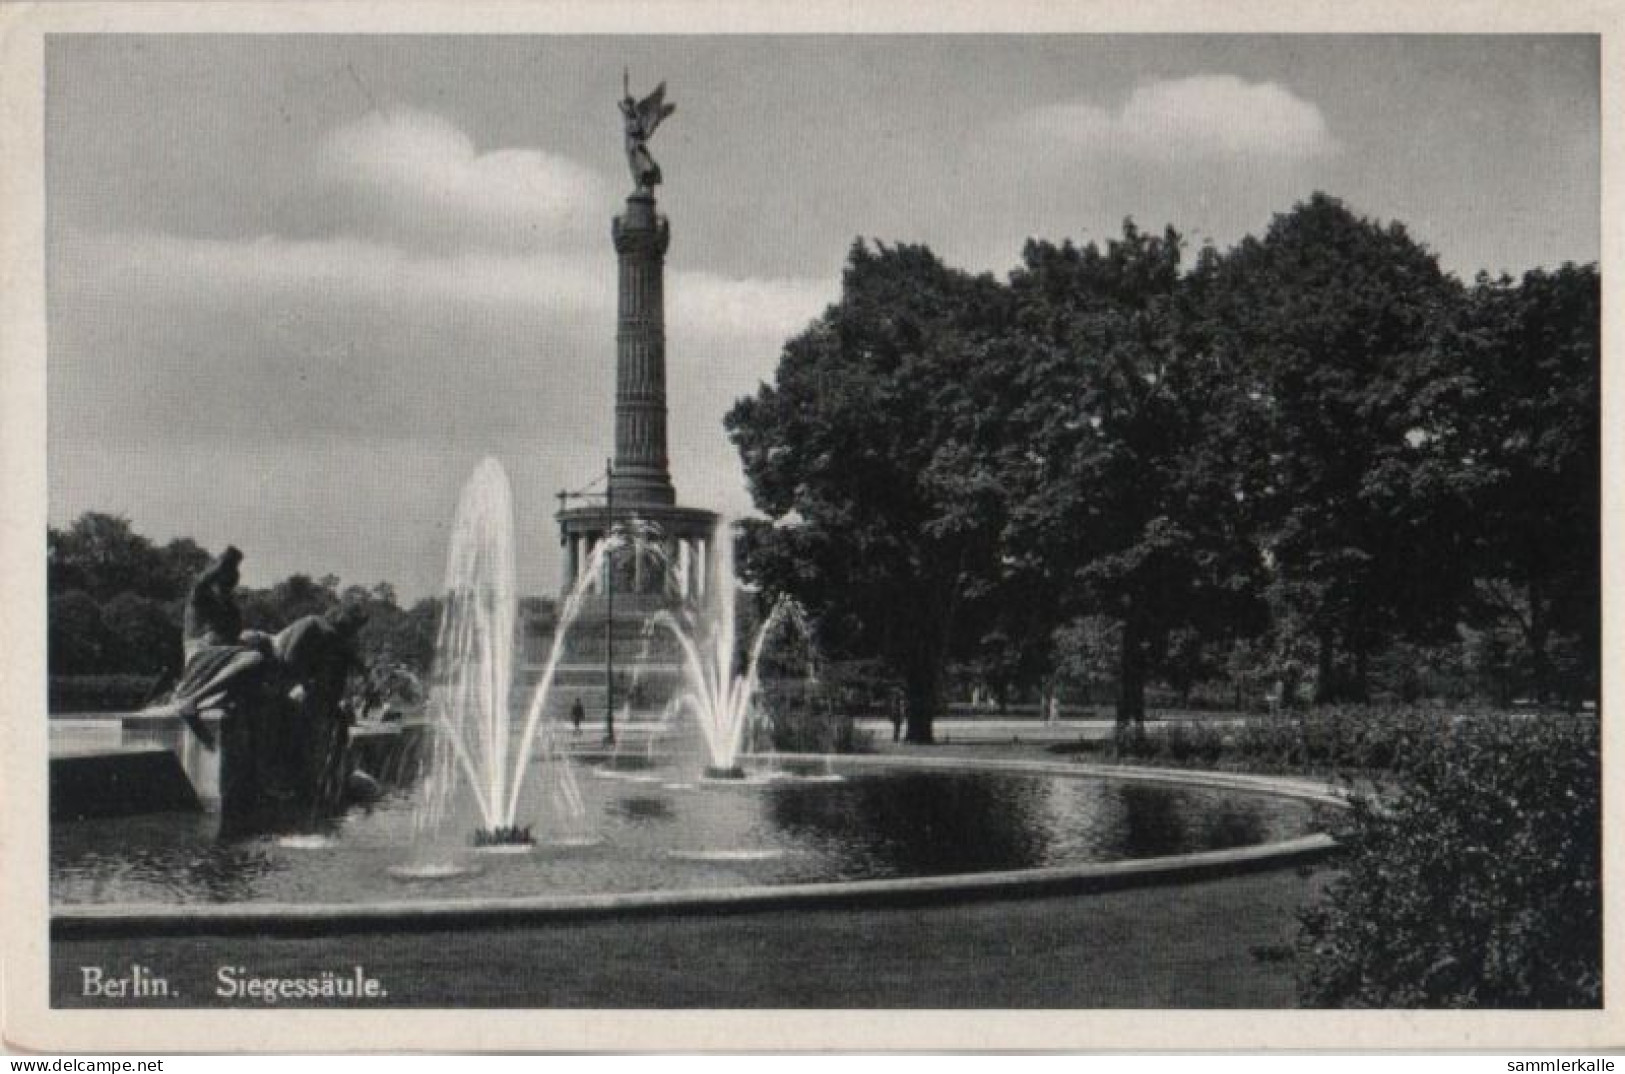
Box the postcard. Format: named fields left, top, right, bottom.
left=3, top=0, right=1621, bottom=1053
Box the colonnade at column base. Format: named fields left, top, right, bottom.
left=555, top=503, right=720, bottom=604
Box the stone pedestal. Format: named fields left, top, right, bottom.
left=49, top=747, right=202, bottom=820
left=122, top=710, right=223, bottom=811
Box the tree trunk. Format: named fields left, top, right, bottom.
left=1350, top=644, right=1371, bottom=704
left=903, top=659, right=939, bottom=744
left=1527, top=578, right=1551, bottom=705
left=1116, top=615, right=1147, bottom=728
left=1313, top=628, right=1337, bottom=704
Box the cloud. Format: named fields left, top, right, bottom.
left=670, top=270, right=833, bottom=345
left=60, top=228, right=827, bottom=344
left=313, top=108, right=612, bottom=253
left=48, top=107, right=834, bottom=594
left=50, top=226, right=829, bottom=452
left=1025, top=75, right=1338, bottom=163
left=50, top=224, right=827, bottom=592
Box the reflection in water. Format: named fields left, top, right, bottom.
left=1115, top=783, right=1190, bottom=858
left=767, top=772, right=1051, bottom=876
left=1200, top=805, right=1270, bottom=850
left=1110, top=782, right=1271, bottom=856
left=52, top=812, right=285, bottom=904
left=611, top=795, right=677, bottom=822
left=599, top=754, right=659, bottom=773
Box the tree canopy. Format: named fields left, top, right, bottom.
left=1442, top=264, right=1601, bottom=705
left=997, top=223, right=1267, bottom=724
left=50, top=196, right=1600, bottom=727
left=728, top=194, right=1600, bottom=728
left=1196, top=194, right=1471, bottom=701
left=46, top=514, right=442, bottom=690
left=727, top=240, right=1015, bottom=741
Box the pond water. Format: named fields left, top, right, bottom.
left=51, top=761, right=1325, bottom=906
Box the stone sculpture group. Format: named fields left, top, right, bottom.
left=145, top=546, right=376, bottom=833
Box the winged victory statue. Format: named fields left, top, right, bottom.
left=619, top=72, right=676, bottom=193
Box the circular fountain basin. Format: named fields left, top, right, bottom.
left=386, top=861, right=483, bottom=881
left=665, top=848, right=793, bottom=862
left=50, top=756, right=1345, bottom=935
left=534, top=834, right=604, bottom=849
left=696, top=769, right=785, bottom=787
left=591, top=766, right=666, bottom=784
left=275, top=834, right=338, bottom=851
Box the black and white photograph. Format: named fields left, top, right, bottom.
left=1, top=2, right=1617, bottom=1054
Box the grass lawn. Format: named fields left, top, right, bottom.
left=52, top=866, right=1328, bottom=1008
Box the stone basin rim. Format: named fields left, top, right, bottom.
left=51, top=755, right=1349, bottom=938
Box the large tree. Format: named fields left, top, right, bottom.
left=47, top=514, right=209, bottom=675
left=49, top=513, right=164, bottom=602
left=48, top=589, right=109, bottom=675
left=100, top=592, right=182, bottom=675
left=48, top=513, right=211, bottom=612
left=1200, top=194, right=1468, bottom=702
left=1439, top=265, right=1601, bottom=706
left=997, top=223, right=1266, bottom=725
left=726, top=241, right=1015, bottom=742
left=46, top=511, right=442, bottom=689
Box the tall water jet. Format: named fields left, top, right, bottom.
left=651, top=526, right=813, bottom=779
left=417, top=459, right=524, bottom=845
left=416, top=459, right=596, bottom=849
left=504, top=526, right=655, bottom=810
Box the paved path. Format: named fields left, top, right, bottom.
left=857, top=715, right=1121, bottom=745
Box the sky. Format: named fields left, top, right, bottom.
left=45, top=34, right=1600, bottom=601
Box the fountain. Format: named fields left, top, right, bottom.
left=411, top=458, right=613, bottom=852
left=650, top=525, right=814, bottom=780
left=52, top=459, right=1341, bottom=915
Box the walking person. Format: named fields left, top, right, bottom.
left=889, top=692, right=905, bottom=743
left=570, top=697, right=585, bottom=737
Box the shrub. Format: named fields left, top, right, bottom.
left=1103, top=720, right=1227, bottom=765
left=1229, top=705, right=1452, bottom=775
left=48, top=589, right=110, bottom=675
left=50, top=673, right=164, bottom=713
left=1297, top=714, right=1601, bottom=1008
left=100, top=591, right=182, bottom=674
left=763, top=704, right=870, bottom=754
left=1161, top=719, right=1226, bottom=764
left=1108, top=723, right=1157, bottom=761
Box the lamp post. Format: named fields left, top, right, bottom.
left=557, top=458, right=618, bottom=746
left=603, top=458, right=615, bottom=745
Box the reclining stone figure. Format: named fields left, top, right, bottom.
left=143, top=547, right=376, bottom=829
